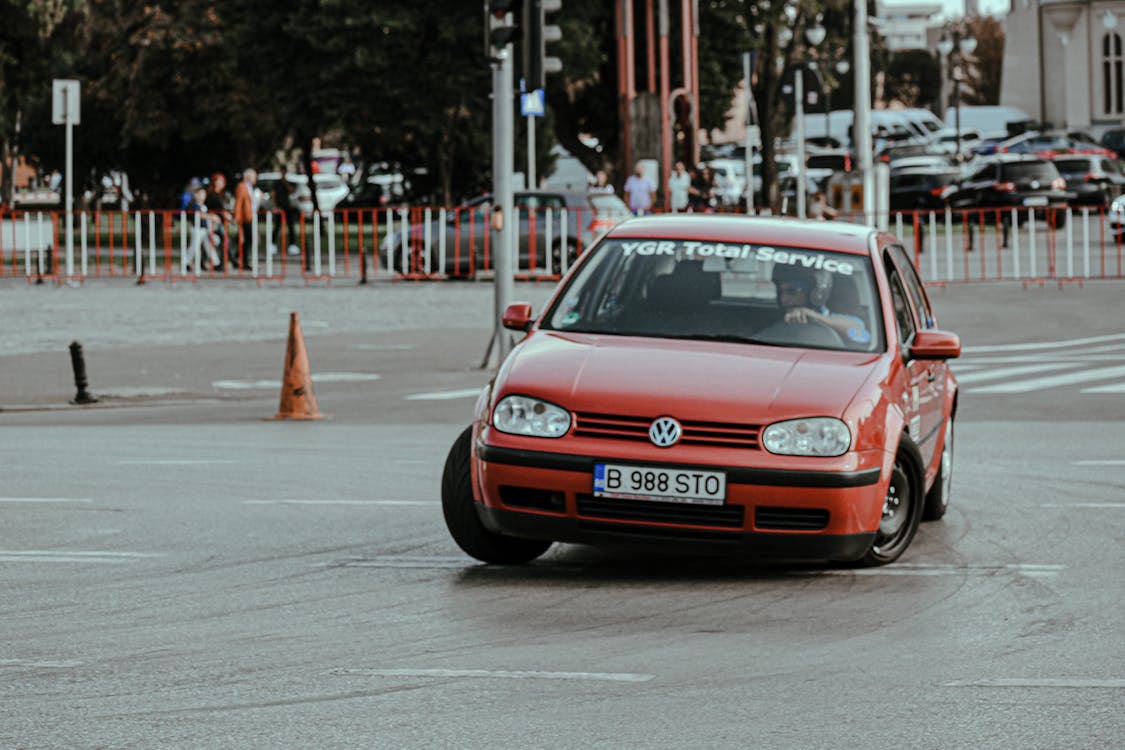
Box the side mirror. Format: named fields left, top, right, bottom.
left=910, top=330, right=961, bottom=360
left=502, top=302, right=534, bottom=332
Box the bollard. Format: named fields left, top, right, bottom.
left=69, top=341, right=99, bottom=404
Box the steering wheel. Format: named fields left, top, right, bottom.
left=754, top=319, right=847, bottom=348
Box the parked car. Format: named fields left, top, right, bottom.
left=890, top=165, right=964, bottom=212
left=876, top=142, right=950, bottom=166
left=990, top=131, right=1117, bottom=159
left=805, top=148, right=852, bottom=190
left=703, top=158, right=747, bottom=207
left=382, top=190, right=631, bottom=277
left=441, top=215, right=960, bottom=566
left=932, top=128, right=983, bottom=160
left=1100, top=126, right=1125, bottom=159
left=1051, top=154, right=1125, bottom=206
left=942, top=155, right=1074, bottom=225
left=256, top=172, right=351, bottom=217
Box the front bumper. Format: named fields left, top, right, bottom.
left=475, top=442, right=885, bottom=561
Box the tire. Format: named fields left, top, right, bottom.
left=550, top=239, right=579, bottom=275
left=922, top=418, right=954, bottom=521
left=441, top=426, right=552, bottom=565
left=859, top=451, right=923, bottom=566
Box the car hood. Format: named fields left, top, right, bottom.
left=498, top=332, right=881, bottom=422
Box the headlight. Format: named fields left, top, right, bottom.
left=762, top=418, right=851, bottom=456
left=493, top=395, right=571, bottom=438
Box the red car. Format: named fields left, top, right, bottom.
left=442, top=216, right=960, bottom=566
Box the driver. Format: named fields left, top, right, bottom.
left=773, top=263, right=871, bottom=346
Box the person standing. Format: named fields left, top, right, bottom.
left=667, top=161, right=691, bottom=212
left=204, top=173, right=231, bottom=270
left=271, top=169, right=301, bottom=257
left=233, top=168, right=257, bottom=269
left=623, top=162, right=656, bottom=216
left=588, top=169, right=614, bottom=194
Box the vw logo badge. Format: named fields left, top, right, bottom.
left=649, top=417, right=682, bottom=447
left=1030, top=180, right=1040, bottom=189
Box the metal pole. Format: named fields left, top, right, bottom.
left=65, top=117, right=74, bottom=278
left=954, top=62, right=962, bottom=163
left=527, top=114, right=536, bottom=189
left=854, top=0, right=874, bottom=225
left=495, top=42, right=516, bottom=364
left=796, top=70, right=807, bottom=219
left=743, top=52, right=755, bottom=215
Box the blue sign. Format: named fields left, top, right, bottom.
left=521, top=89, right=545, bottom=117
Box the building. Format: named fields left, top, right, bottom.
left=1002, top=0, right=1125, bottom=129
left=879, top=1, right=946, bottom=50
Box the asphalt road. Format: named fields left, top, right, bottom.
left=1, top=278, right=1123, bottom=748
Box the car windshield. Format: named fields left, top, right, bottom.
left=541, top=238, right=884, bottom=353
left=1002, top=162, right=1060, bottom=181
left=1053, top=158, right=1090, bottom=174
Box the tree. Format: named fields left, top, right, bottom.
left=963, top=13, right=1003, bottom=106
left=883, top=49, right=941, bottom=110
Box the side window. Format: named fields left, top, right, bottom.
left=884, top=251, right=917, bottom=344
left=968, top=165, right=993, bottom=182
left=888, top=273, right=917, bottom=345
left=889, top=245, right=935, bottom=329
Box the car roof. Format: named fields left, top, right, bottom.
left=603, top=214, right=875, bottom=255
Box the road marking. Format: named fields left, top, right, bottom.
left=962, top=332, right=1125, bottom=354
left=1040, top=503, right=1125, bottom=508
left=952, top=362, right=1074, bottom=385
left=0, top=659, right=84, bottom=669
left=0, top=497, right=93, bottom=504
left=117, top=460, right=237, bottom=466
left=969, top=364, right=1125, bottom=394
left=244, top=499, right=434, bottom=506
left=1082, top=381, right=1125, bottom=393
left=807, top=563, right=1063, bottom=578
left=405, top=388, right=483, bottom=401
left=330, top=668, right=654, bottom=683
left=212, top=373, right=381, bottom=390
left=944, top=678, right=1125, bottom=689
left=0, top=550, right=161, bottom=564
left=1072, top=460, right=1125, bottom=466
left=349, top=343, right=416, bottom=351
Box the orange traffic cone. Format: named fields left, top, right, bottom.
left=273, top=312, right=325, bottom=420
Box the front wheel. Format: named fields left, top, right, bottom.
left=859, top=453, right=923, bottom=566
left=441, top=426, right=552, bottom=565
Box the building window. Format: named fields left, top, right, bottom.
left=1104, top=32, right=1124, bottom=115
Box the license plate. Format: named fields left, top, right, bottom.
left=593, top=463, right=726, bottom=505
left=1023, top=196, right=1049, bottom=206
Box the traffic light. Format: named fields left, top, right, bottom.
left=523, top=0, right=562, bottom=90
left=485, top=0, right=519, bottom=58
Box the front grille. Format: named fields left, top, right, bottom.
left=576, top=494, right=745, bottom=529
left=577, top=520, right=741, bottom=543
left=754, top=506, right=830, bottom=531
left=573, top=411, right=760, bottom=449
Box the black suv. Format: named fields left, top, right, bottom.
left=943, top=155, right=1073, bottom=224
left=1051, top=154, right=1125, bottom=206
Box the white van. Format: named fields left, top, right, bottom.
left=799, top=109, right=935, bottom=149
left=942, top=105, right=1036, bottom=141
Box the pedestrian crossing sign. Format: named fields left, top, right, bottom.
left=521, top=89, right=545, bottom=117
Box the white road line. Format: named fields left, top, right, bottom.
left=944, top=678, right=1125, bottom=689
left=243, top=499, right=434, bottom=506
left=807, top=563, right=1063, bottom=578
left=117, top=460, right=237, bottom=466
left=331, top=668, right=655, bottom=683
left=0, top=550, right=161, bottom=564
left=963, top=332, right=1125, bottom=354
left=1082, top=381, right=1125, bottom=393
left=969, top=364, right=1125, bottom=394
left=405, top=388, right=483, bottom=401
left=952, top=362, right=1074, bottom=385
left=0, top=659, right=83, bottom=669
left=0, top=497, right=93, bottom=504
left=212, top=373, right=381, bottom=390
left=1072, top=460, right=1125, bottom=466
left=1040, top=503, right=1125, bottom=508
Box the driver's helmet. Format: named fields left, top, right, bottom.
left=771, top=262, right=833, bottom=309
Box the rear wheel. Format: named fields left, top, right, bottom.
left=922, top=418, right=954, bottom=521
left=859, top=452, right=922, bottom=566
left=441, top=426, right=552, bottom=565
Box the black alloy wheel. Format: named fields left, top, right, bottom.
left=860, top=453, right=922, bottom=566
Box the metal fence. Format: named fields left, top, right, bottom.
left=3, top=205, right=1122, bottom=287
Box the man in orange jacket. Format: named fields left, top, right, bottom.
left=233, top=168, right=258, bottom=269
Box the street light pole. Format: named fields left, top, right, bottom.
left=938, top=27, right=976, bottom=163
